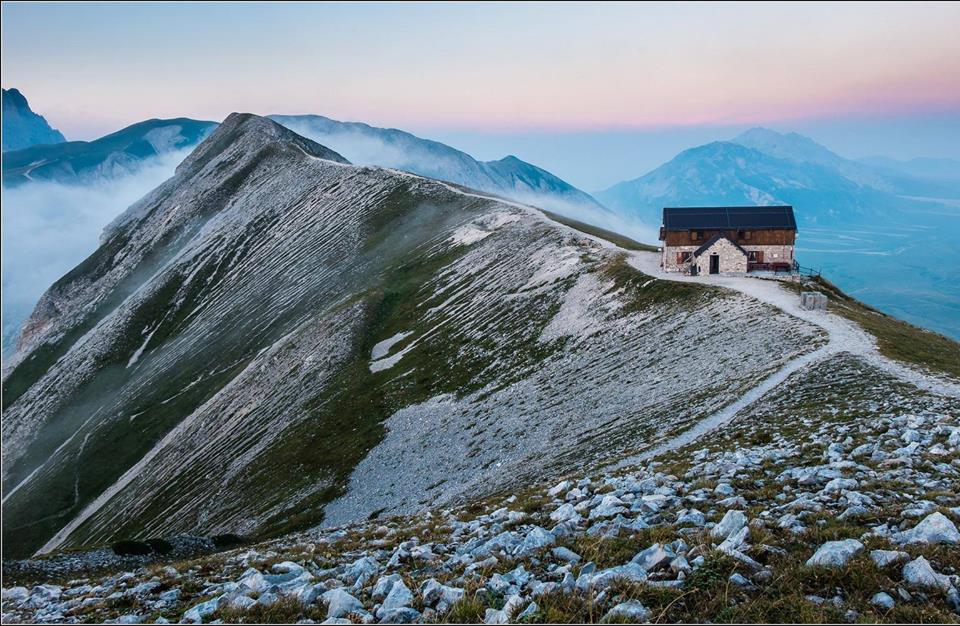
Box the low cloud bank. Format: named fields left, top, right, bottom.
left=1, top=149, right=191, bottom=358
left=278, top=118, right=658, bottom=245
left=508, top=191, right=659, bottom=245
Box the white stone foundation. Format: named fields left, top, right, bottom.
left=662, top=243, right=795, bottom=274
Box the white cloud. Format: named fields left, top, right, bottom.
left=1, top=149, right=190, bottom=357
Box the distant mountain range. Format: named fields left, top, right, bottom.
left=2, top=117, right=216, bottom=186
left=2, top=104, right=612, bottom=226
left=2, top=88, right=66, bottom=152
left=270, top=114, right=609, bottom=217
left=597, top=127, right=959, bottom=227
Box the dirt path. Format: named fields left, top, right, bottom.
left=630, top=251, right=960, bottom=398
left=606, top=251, right=960, bottom=469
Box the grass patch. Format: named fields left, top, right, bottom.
left=524, top=591, right=603, bottom=623
left=562, top=526, right=677, bottom=570
left=444, top=592, right=490, bottom=623
left=213, top=595, right=327, bottom=623
left=600, top=253, right=716, bottom=315
left=683, top=551, right=737, bottom=593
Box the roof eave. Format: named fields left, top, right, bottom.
left=663, top=225, right=796, bottom=232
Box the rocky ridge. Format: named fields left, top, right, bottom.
left=2, top=113, right=820, bottom=559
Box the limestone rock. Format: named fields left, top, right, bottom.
left=902, top=556, right=953, bottom=592
left=897, top=512, right=960, bottom=545
left=870, top=549, right=910, bottom=568
left=805, top=539, right=864, bottom=568
left=871, top=592, right=895, bottom=611
left=321, top=589, right=364, bottom=619
left=602, top=600, right=650, bottom=623
left=711, top=510, right=747, bottom=540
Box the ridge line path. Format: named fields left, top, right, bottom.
left=609, top=250, right=960, bottom=470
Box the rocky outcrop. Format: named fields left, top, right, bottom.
left=806, top=539, right=863, bottom=568
left=1, top=88, right=65, bottom=152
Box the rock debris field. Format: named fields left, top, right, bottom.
left=3, top=353, right=959, bottom=623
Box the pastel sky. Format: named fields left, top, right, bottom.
left=3, top=1, right=959, bottom=187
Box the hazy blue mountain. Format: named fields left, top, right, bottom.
left=855, top=155, right=960, bottom=198
left=2, top=88, right=66, bottom=152
left=731, top=127, right=895, bottom=191
left=734, top=127, right=960, bottom=199
left=269, top=114, right=609, bottom=217
left=2, top=117, right=216, bottom=186
left=595, top=140, right=922, bottom=226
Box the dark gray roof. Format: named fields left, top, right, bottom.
left=693, top=234, right=748, bottom=258
left=663, top=206, right=796, bottom=231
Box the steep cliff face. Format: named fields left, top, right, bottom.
left=2, top=115, right=821, bottom=558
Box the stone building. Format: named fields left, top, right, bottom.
left=659, top=206, right=797, bottom=275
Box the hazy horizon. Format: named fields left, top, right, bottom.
left=4, top=100, right=958, bottom=191
left=4, top=1, right=959, bottom=189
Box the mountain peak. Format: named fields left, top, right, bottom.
left=735, top=126, right=784, bottom=140
left=177, top=113, right=349, bottom=176
left=218, top=112, right=346, bottom=152
left=2, top=87, right=67, bottom=151
left=731, top=126, right=898, bottom=190
left=731, top=127, right=841, bottom=165
left=735, top=126, right=809, bottom=143
left=3, top=87, right=28, bottom=108
left=735, top=126, right=827, bottom=149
